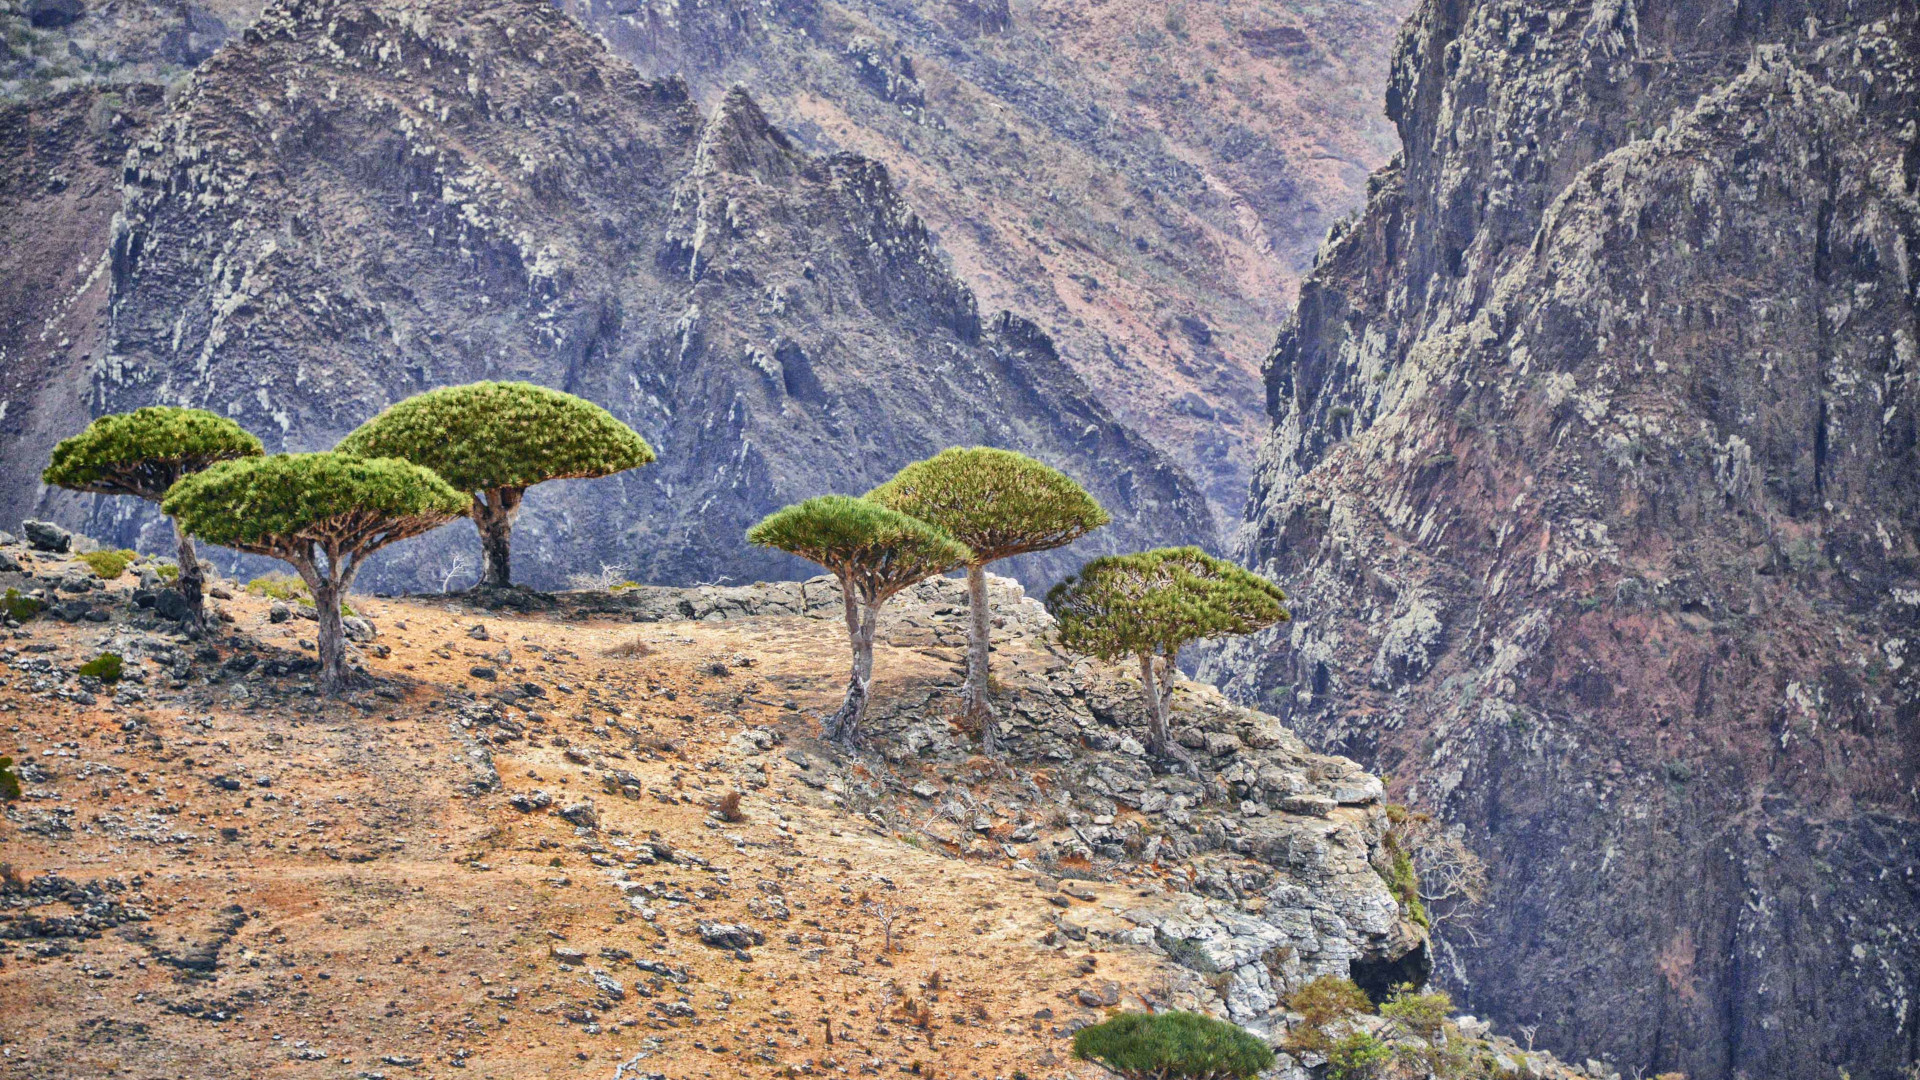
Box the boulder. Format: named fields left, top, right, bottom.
left=21, top=521, right=71, bottom=553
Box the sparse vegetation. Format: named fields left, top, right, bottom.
left=2, top=588, right=41, bottom=622
left=1325, top=1030, right=1391, bottom=1080
left=245, top=573, right=310, bottom=602
left=1047, top=547, right=1287, bottom=757
left=869, top=447, right=1108, bottom=753
left=0, top=756, right=20, bottom=801
left=337, top=382, right=655, bottom=588
left=76, top=549, right=137, bottom=579
left=1070, top=1010, right=1274, bottom=1080
left=42, top=406, right=264, bottom=627
left=747, top=496, right=970, bottom=741
left=164, top=452, right=466, bottom=693
left=77, top=652, right=124, bottom=683
left=1283, top=976, right=1373, bottom=1056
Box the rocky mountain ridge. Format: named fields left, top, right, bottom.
left=85, top=0, right=1211, bottom=590
left=1204, top=2, right=1920, bottom=1078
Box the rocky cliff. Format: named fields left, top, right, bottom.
left=558, top=0, right=1412, bottom=516
left=1203, top=2, right=1920, bottom=1079
left=91, top=0, right=1210, bottom=590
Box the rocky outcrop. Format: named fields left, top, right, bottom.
left=1204, top=3, right=1920, bottom=1079
left=1, top=0, right=258, bottom=99
left=92, top=0, right=1209, bottom=590
left=559, top=0, right=1413, bottom=517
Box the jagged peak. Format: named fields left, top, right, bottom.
left=690, top=84, right=798, bottom=183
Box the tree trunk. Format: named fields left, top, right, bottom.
left=1140, top=652, right=1168, bottom=757
left=312, top=578, right=348, bottom=694
left=473, top=487, right=522, bottom=588
left=825, top=579, right=874, bottom=742
left=964, top=563, right=995, bottom=753
left=171, top=517, right=205, bottom=632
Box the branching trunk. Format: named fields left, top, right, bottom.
left=171, top=517, right=205, bottom=632
left=824, top=576, right=876, bottom=742
left=292, top=547, right=359, bottom=696
left=963, top=563, right=995, bottom=753
left=472, top=487, right=523, bottom=588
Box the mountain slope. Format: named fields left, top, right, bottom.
left=94, top=0, right=1210, bottom=589
left=1203, top=2, right=1920, bottom=1078
left=559, top=0, right=1412, bottom=516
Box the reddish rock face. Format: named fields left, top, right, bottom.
left=1205, top=2, right=1920, bottom=1079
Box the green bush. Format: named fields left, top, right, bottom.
left=1325, top=1031, right=1391, bottom=1080
left=1283, top=976, right=1373, bottom=1055
left=246, top=573, right=309, bottom=601
left=155, top=563, right=180, bottom=582
left=77, top=549, right=137, bottom=579
left=1380, top=987, right=1451, bottom=1041
left=2, top=588, right=42, bottom=622
left=77, top=652, right=124, bottom=683
left=1070, top=1011, right=1274, bottom=1080
left=0, top=756, right=19, bottom=801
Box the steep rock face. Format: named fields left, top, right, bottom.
left=1204, top=3, right=1920, bottom=1079
left=95, top=0, right=1209, bottom=588
left=1, top=0, right=257, bottom=98
left=0, top=85, right=161, bottom=531
left=558, top=0, right=1413, bottom=517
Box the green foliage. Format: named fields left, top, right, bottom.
left=1380, top=987, right=1452, bottom=1041
left=1070, top=1011, right=1274, bottom=1080
left=42, top=407, right=263, bottom=500
left=155, top=563, right=180, bottom=582
left=1325, top=1031, right=1392, bottom=1080
left=162, top=453, right=467, bottom=553
left=77, top=652, right=124, bottom=683
left=1283, top=976, right=1373, bottom=1056
left=1380, top=810, right=1432, bottom=929
left=867, top=447, right=1108, bottom=563
left=747, top=496, right=971, bottom=603
left=336, top=381, right=655, bottom=496
left=1047, top=547, right=1289, bottom=663
left=77, top=549, right=137, bottom=579
left=2, top=588, right=42, bottom=622
left=0, top=756, right=19, bottom=801
left=246, top=573, right=309, bottom=602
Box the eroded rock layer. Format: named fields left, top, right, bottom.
left=95, top=0, right=1209, bottom=589
left=1204, top=2, right=1920, bottom=1078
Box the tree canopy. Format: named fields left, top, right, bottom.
left=164, top=452, right=466, bottom=693
left=866, top=447, right=1108, bottom=563
left=43, top=407, right=263, bottom=499
left=747, top=495, right=971, bottom=606
left=1071, top=1011, right=1275, bottom=1080
left=163, top=453, right=468, bottom=553
left=1047, top=546, right=1287, bottom=663
left=336, top=381, right=655, bottom=495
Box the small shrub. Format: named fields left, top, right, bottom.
left=1284, top=976, right=1373, bottom=1055
left=716, top=790, right=745, bottom=823
left=77, top=549, right=137, bottom=579
left=246, top=573, right=309, bottom=601
left=0, top=756, right=20, bottom=801
left=77, top=653, right=124, bottom=683
left=1325, top=1031, right=1391, bottom=1080
left=1380, top=987, right=1451, bottom=1041
left=155, top=563, right=180, bottom=582
left=1071, top=1011, right=1274, bottom=1080
left=2, top=588, right=42, bottom=622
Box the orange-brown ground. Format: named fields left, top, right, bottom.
left=0, top=567, right=1174, bottom=1080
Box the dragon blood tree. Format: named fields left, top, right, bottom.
left=42, top=407, right=264, bottom=628
left=337, top=382, right=655, bottom=588
left=747, top=496, right=971, bottom=741
left=1047, top=547, right=1288, bottom=759
left=164, top=453, right=466, bottom=693
left=869, top=447, right=1108, bottom=754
